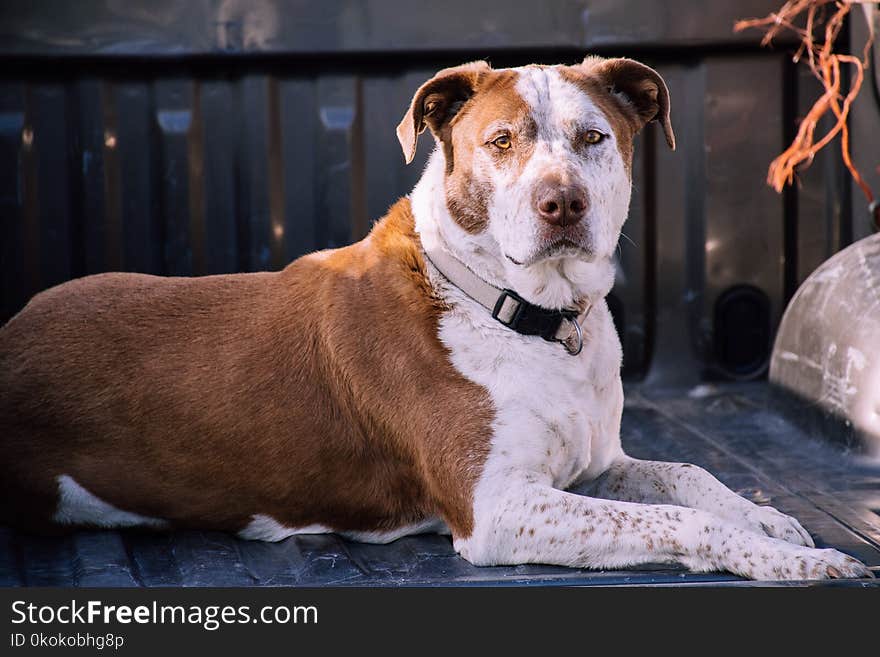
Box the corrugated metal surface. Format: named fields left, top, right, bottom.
left=0, top=68, right=429, bottom=297
left=0, top=0, right=863, bottom=381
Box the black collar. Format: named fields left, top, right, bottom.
left=423, top=246, right=589, bottom=356
left=491, top=288, right=580, bottom=342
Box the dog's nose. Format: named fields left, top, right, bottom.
left=533, top=180, right=589, bottom=227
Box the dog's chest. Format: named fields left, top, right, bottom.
left=438, top=299, right=623, bottom=489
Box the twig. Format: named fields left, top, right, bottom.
left=735, top=1, right=878, bottom=227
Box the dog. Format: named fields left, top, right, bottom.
left=0, top=56, right=871, bottom=581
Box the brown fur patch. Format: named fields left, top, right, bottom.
left=557, top=67, right=641, bottom=175
left=0, top=199, right=494, bottom=539
left=440, top=69, right=533, bottom=233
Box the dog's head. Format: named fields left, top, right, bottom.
left=398, top=57, right=674, bottom=270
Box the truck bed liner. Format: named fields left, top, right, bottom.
left=3, top=383, right=879, bottom=587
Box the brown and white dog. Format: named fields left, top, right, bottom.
left=0, top=57, right=872, bottom=581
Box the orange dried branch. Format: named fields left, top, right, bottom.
left=735, top=0, right=877, bottom=222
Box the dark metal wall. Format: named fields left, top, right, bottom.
left=0, top=1, right=868, bottom=382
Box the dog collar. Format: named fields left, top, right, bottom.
left=423, top=246, right=590, bottom=356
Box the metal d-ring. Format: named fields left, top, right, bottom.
left=560, top=316, right=583, bottom=356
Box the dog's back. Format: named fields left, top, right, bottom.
left=0, top=268, right=293, bottom=530
left=0, top=201, right=490, bottom=540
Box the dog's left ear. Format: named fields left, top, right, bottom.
left=584, top=56, right=675, bottom=150
left=396, top=60, right=491, bottom=164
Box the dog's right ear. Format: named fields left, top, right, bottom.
left=582, top=56, right=675, bottom=150
left=396, top=61, right=491, bottom=164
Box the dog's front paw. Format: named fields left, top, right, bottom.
left=717, top=536, right=873, bottom=581
left=742, top=505, right=814, bottom=547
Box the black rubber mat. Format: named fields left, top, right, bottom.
left=3, top=383, right=879, bottom=587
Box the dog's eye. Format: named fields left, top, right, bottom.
left=492, top=135, right=512, bottom=150
left=583, top=130, right=605, bottom=145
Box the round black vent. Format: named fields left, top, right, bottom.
left=713, top=285, right=771, bottom=379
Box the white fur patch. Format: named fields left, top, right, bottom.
left=53, top=475, right=168, bottom=529
left=436, top=283, right=626, bottom=562
left=341, top=518, right=450, bottom=544
left=481, top=67, right=630, bottom=278
left=238, top=514, right=448, bottom=544
left=238, top=514, right=333, bottom=542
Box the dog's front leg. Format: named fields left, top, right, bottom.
left=455, top=483, right=870, bottom=580
left=587, top=457, right=814, bottom=546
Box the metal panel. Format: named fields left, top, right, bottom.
left=646, top=56, right=792, bottom=384
left=277, top=77, right=318, bottom=262
left=315, top=75, right=363, bottom=249
left=0, top=1, right=794, bottom=57
left=646, top=62, right=706, bottom=386
left=849, top=7, right=880, bottom=241
left=0, top=82, right=27, bottom=322
left=703, top=56, right=785, bottom=378
left=0, top=82, right=78, bottom=315
left=33, top=84, right=74, bottom=293
left=794, top=65, right=848, bottom=287
left=115, top=81, right=161, bottom=274
left=76, top=79, right=115, bottom=276
left=155, top=80, right=196, bottom=276
left=612, top=130, right=648, bottom=377
left=200, top=79, right=242, bottom=275
left=793, top=6, right=879, bottom=283
left=239, top=75, right=274, bottom=272
left=580, top=0, right=798, bottom=49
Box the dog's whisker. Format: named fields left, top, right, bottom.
left=619, top=231, right=637, bottom=249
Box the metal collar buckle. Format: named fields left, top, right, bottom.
left=557, top=315, right=584, bottom=356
